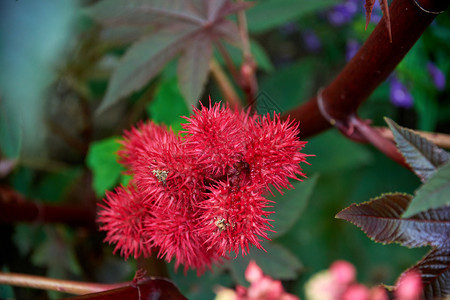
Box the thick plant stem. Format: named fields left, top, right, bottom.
left=0, top=186, right=96, bottom=228
left=283, top=0, right=447, bottom=138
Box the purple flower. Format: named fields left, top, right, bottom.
left=389, top=77, right=413, bottom=108
left=279, top=22, right=299, bottom=35
left=427, top=62, right=446, bottom=91
left=346, top=39, right=360, bottom=61
left=302, top=30, right=322, bottom=53
left=327, top=0, right=359, bottom=26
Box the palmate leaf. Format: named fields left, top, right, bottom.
left=88, top=0, right=249, bottom=113
left=385, top=118, right=449, bottom=183
left=177, top=33, right=213, bottom=108
left=337, top=193, right=450, bottom=297
left=336, top=193, right=450, bottom=248
left=403, top=247, right=450, bottom=299
left=98, top=25, right=198, bottom=113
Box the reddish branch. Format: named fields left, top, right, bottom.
left=283, top=0, right=447, bottom=141
left=0, top=272, right=186, bottom=300
left=0, top=186, right=96, bottom=228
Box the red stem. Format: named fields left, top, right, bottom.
left=0, top=186, right=96, bottom=228
left=283, top=0, right=447, bottom=138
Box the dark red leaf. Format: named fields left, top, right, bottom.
left=98, top=24, right=197, bottom=113
left=177, top=33, right=214, bottom=107
left=90, top=0, right=249, bottom=112
left=65, top=278, right=187, bottom=300
left=402, top=247, right=450, bottom=299
left=385, top=118, right=449, bottom=183
left=336, top=193, right=450, bottom=248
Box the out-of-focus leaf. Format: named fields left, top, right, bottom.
left=170, top=266, right=234, bottom=300
left=85, top=0, right=204, bottom=26
left=385, top=118, right=449, bottom=183
left=0, top=0, right=77, bottom=158
left=177, top=33, right=213, bottom=108
left=403, top=162, right=450, bottom=218
left=270, top=174, right=318, bottom=238
left=146, top=78, right=190, bottom=131
left=252, top=241, right=303, bottom=280
left=304, top=130, right=373, bottom=174
left=0, top=111, right=21, bottom=158
left=12, top=225, right=47, bottom=257
left=31, top=227, right=82, bottom=285
left=227, top=241, right=302, bottom=285
left=403, top=247, right=450, bottom=299
left=336, top=193, right=450, bottom=248
left=35, top=167, right=83, bottom=203
left=212, top=19, right=241, bottom=46
left=86, top=137, right=124, bottom=197
left=91, top=0, right=250, bottom=113
left=259, top=58, right=321, bottom=112
left=246, top=0, right=339, bottom=33
left=215, top=39, right=274, bottom=73
left=98, top=25, right=197, bottom=113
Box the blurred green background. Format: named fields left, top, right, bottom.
left=0, top=0, right=449, bottom=299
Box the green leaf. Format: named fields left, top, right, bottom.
left=403, top=162, right=450, bottom=218
left=86, top=137, right=124, bottom=197
left=0, top=109, right=21, bottom=158
left=146, top=78, right=190, bottom=130
left=35, top=167, right=83, bottom=203
left=385, top=118, right=449, bottom=183
left=270, top=175, right=318, bottom=238
left=246, top=0, right=340, bottom=33
left=31, top=227, right=82, bottom=278
left=252, top=241, right=303, bottom=280
left=177, top=33, right=213, bottom=108
left=336, top=193, right=450, bottom=248
left=250, top=39, right=275, bottom=73
left=259, top=58, right=322, bottom=112
left=226, top=241, right=302, bottom=285
left=304, top=130, right=373, bottom=173
left=98, top=25, right=197, bottom=113
left=13, top=224, right=47, bottom=257
left=215, top=39, right=274, bottom=73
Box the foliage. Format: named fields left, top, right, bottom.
left=337, top=121, right=450, bottom=298
left=86, top=0, right=250, bottom=112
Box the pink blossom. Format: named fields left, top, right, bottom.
left=330, top=260, right=356, bottom=286
left=342, top=284, right=370, bottom=300
left=215, top=260, right=300, bottom=300
left=395, top=271, right=422, bottom=300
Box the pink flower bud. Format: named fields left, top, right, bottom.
left=395, top=271, right=422, bottom=300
